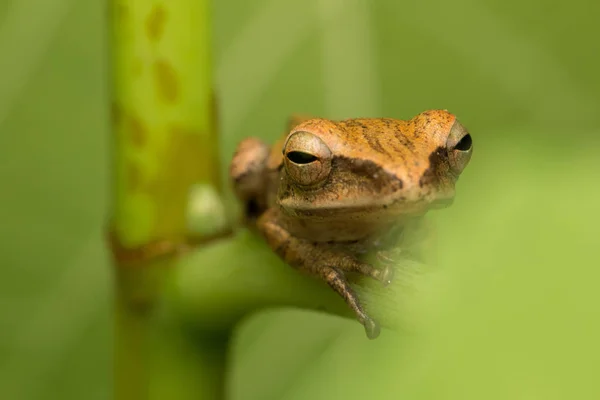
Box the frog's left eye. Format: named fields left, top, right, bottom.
left=446, top=120, right=473, bottom=175
left=283, top=131, right=332, bottom=186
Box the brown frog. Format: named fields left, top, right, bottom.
left=230, top=110, right=473, bottom=339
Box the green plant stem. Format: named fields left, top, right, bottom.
left=167, top=229, right=441, bottom=338
left=108, top=0, right=221, bottom=399
left=110, top=0, right=218, bottom=248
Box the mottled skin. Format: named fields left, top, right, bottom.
left=230, top=110, right=473, bottom=339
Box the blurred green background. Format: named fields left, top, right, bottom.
left=1, top=0, right=598, bottom=399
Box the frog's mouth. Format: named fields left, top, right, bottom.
left=282, top=193, right=455, bottom=219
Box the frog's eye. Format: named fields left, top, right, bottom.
left=287, top=151, right=318, bottom=164
left=446, top=120, right=473, bottom=174
left=454, top=133, right=472, bottom=151
left=283, top=131, right=332, bottom=186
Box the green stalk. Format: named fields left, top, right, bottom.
left=108, top=1, right=223, bottom=398
left=110, top=0, right=218, bottom=248
left=168, top=230, right=439, bottom=338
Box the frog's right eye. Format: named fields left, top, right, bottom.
left=283, top=131, right=332, bottom=186
left=446, top=120, right=473, bottom=175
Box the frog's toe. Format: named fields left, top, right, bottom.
left=379, top=264, right=395, bottom=287
left=364, top=318, right=381, bottom=340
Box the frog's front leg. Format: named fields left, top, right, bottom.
left=257, top=209, right=393, bottom=339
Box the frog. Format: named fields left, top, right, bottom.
left=229, top=110, right=473, bottom=339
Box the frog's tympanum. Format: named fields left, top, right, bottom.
left=230, top=110, right=473, bottom=339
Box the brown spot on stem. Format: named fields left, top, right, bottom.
left=153, top=59, right=179, bottom=104
left=128, top=163, right=142, bottom=192
left=127, top=114, right=147, bottom=148
left=143, top=125, right=216, bottom=238
left=146, top=4, right=167, bottom=42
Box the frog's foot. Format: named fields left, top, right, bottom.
left=320, top=266, right=381, bottom=340
left=333, top=253, right=395, bottom=287
left=257, top=211, right=385, bottom=339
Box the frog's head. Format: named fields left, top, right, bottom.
left=277, top=110, right=472, bottom=221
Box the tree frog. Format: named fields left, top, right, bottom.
left=230, top=110, right=473, bottom=339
